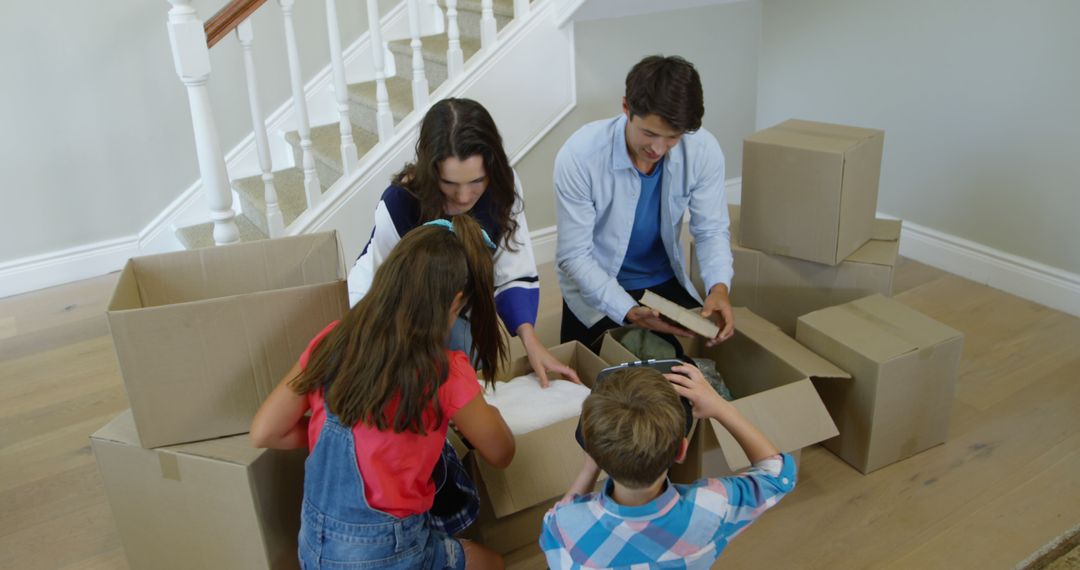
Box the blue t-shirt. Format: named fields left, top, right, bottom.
left=616, top=160, right=675, bottom=290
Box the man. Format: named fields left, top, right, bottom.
left=554, top=55, right=734, bottom=353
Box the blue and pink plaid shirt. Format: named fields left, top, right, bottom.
left=539, top=453, right=797, bottom=569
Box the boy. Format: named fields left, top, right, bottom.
left=540, top=364, right=796, bottom=568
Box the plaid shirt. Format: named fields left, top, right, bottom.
left=539, top=454, right=796, bottom=569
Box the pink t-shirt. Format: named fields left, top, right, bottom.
left=300, top=322, right=482, bottom=518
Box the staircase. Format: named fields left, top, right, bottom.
left=173, top=0, right=522, bottom=249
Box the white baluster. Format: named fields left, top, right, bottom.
left=325, top=0, right=358, bottom=175
left=279, top=0, right=322, bottom=209
left=236, top=19, right=284, bottom=238
left=514, top=0, right=529, bottom=19
left=445, top=0, right=464, bottom=78
left=166, top=0, right=240, bottom=245
left=480, top=0, right=496, bottom=48
left=406, top=0, right=429, bottom=111
left=365, top=0, right=395, bottom=141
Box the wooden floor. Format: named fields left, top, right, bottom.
left=1, top=257, right=1078, bottom=569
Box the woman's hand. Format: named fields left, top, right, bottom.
left=517, top=324, right=582, bottom=388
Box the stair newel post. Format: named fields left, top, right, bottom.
left=279, top=0, right=322, bottom=209
left=365, top=0, right=395, bottom=142
left=480, top=0, right=497, bottom=48
left=325, top=0, right=358, bottom=175
left=445, top=0, right=464, bottom=79
left=236, top=19, right=284, bottom=238
left=514, top=0, right=529, bottom=19
left=166, top=0, right=240, bottom=245
left=406, top=0, right=430, bottom=111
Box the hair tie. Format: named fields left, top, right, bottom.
left=423, top=218, right=497, bottom=251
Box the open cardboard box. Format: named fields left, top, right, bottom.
left=600, top=307, right=845, bottom=480
left=91, top=410, right=305, bottom=569
left=796, top=294, right=964, bottom=473
left=692, top=205, right=900, bottom=335
left=106, top=232, right=349, bottom=448
left=464, top=341, right=608, bottom=554
left=740, top=119, right=885, bottom=265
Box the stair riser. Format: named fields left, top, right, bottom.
left=236, top=189, right=269, bottom=236
left=452, top=8, right=512, bottom=40
left=390, top=49, right=450, bottom=90
left=289, top=144, right=344, bottom=191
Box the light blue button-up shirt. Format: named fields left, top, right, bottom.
left=554, top=114, right=733, bottom=327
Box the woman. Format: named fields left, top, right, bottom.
left=348, top=97, right=579, bottom=388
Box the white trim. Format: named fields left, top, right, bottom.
left=530, top=225, right=558, bottom=265
left=893, top=218, right=1080, bottom=318
left=0, top=237, right=137, bottom=299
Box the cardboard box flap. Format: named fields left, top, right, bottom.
left=708, top=379, right=838, bottom=470
left=799, top=296, right=933, bottom=363
left=599, top=330, right=640, bottom=366
left=169, top=433, right=264, bottom=466
left=851, top=294, right=962, bottom=348
left=733, top=308, right=850, bottom=381
left=118, top=232, right=343, bottom=309
left=746, top=119, right=881, bottom=154
left=871, top=218, right=902, bottom=242
left=844, top=233, right=900, bottom=267
left=91, top=409, right=140, bottom=445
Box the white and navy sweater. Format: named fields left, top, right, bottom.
left=347, top=183, right=540, bottom=335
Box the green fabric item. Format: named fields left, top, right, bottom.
left=619, top=328, right=677, bottom=360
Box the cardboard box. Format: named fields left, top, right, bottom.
left=91, top=410, right=305, bottom=569
left=467, top=341, right=608, bottom=553
left=599, top=308, right=845, bottom=481
left=741, top=119, right=884, bottom=265
left=691, top=205, right=900, bottom=335
left=796, top=294, right=964, bottom=473
left=106, top=232, right=349, bottom=448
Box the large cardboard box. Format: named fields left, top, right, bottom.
left=91, top=410, right=305, bottom=569
left=691, top=205, right=900, bottom=335
left=106, top=232, right=349, bottom=448
left=599, top=308, right=845, bottom=481
left=796, top=294, right=964, bottom=473
left=466, top=341, right=608, bottom=554
left=741, top=119, right=884, bottom=265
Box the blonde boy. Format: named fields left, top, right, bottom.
left=540, top=364, right=796, bottom=569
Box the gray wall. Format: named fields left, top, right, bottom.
left=0, top=0, right=391, bottom=263
left=514, top=0, right=762, bottom=230
left=757, top=0, right=1080, bottom=273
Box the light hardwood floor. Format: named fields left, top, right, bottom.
left=1, top=257, right=1077, bottom=569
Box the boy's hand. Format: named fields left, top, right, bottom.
left=664, top=364, right=730, bottom=420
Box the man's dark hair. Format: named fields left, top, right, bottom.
left=624, top=55, right=704, bottom=133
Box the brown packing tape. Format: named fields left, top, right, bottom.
left=773, top=124, right=870, bottom=143
left=159, top=452, right=181, bottom=481
left=842, top=302, right=922, bottom=355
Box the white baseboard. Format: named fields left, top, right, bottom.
left=0, top=237, right=137, bottom=299
left=894, top=219, right=1080, bottom=317
left=530, top=225, right=558, bottom=266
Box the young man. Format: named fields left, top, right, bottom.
left=554, top=55, right=735, bottom=352
left=539, top=365, right=796, bottom=569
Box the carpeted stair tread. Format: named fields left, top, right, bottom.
left=346, top=75, right=416, bottom=120
left=443, top=0, right=517, bottom=18
left=388, top=34, right=481, bottom=66
left=176, top=215, right=266, bottom=250
left=232, top=167, right=322, bottom=229
left=285, top=123, right=379, bottom=179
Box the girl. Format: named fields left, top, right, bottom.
left=348, top=97, right=579, bottom=388
left=252, top=216, right=515, bottom=569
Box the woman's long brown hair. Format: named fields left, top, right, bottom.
left=289, top=216, right=507, bottom=433
left=393, top=98, right=520, bottom=251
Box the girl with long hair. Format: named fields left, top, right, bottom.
left=348, top=97, right=579, bottom=388
left=252, top=216, right=515, bottom=569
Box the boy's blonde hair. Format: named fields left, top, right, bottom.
left=581, top=367, right=686, bottom=489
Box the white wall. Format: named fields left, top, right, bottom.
left=0, top=0, right=393, bottom=264
left=514, top=0, right=762, bottom=230
left=756, top=0, right=1080, bottom=274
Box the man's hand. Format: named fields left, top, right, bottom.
left=701, top=283, right=734, bottom=346
left=664, top=364, right=731, bottom=420
left=625, top=306, right=695, bottom=338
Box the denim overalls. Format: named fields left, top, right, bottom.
left=298, top=408, right=467, bottom=569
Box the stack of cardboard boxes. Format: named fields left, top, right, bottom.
left=91, top=232, right=350, bottom=569
left=682, top=119, right=964, bottom=474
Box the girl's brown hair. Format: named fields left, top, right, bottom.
left=393, top=98, right=520, bottom=251
left=289, top=215, right=507, bottom=433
